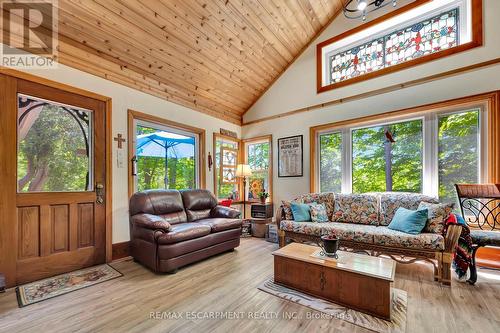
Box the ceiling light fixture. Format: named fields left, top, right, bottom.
left=344, top=0, right=397, bottom=21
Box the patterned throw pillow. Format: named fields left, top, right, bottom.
left=281, top=201, right=294, bottom=220
left=418, top=201, right=454, bottom=234
left=309, top=203, right=329, bottom=223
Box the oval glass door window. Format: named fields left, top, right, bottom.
left=17, top=94, right=93, bottom=192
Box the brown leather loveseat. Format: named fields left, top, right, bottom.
left=129, top=189, right=242, bottom=273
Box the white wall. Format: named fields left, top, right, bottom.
left=243, top=0, right=500, bottom=205
left=15, top=63, right=240, bottom=243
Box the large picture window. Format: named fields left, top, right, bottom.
left=319, top=132, right=342, bottom=193
left=127, top=110, right=205, bottom=197
left=134, top=123, right=198, bottom=191
left=317, top=0, right=482, bottom=92
left=352, top=119, right=423, bottom=193
left=437, top=110, right=480, bottom=203
left=314, top=103, right=487, bottom=206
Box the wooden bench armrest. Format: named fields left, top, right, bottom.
left=444, top=224, right=462, bottom=253
left=275, top=207, right=283, bottom=230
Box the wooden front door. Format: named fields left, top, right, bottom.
left=2, top=76, right=107, bottom=285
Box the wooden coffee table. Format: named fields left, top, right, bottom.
left=273, top=243, right=396, bottom=320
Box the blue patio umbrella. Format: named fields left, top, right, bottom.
left=136, top=131, right=195, bottom=189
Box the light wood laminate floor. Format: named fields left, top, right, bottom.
left=0, top=238, right=499, bottom=333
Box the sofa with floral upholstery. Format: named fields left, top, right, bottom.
left=275, top=192, right=463, bottom=285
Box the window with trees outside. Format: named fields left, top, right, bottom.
left=244, top=136, right=272, bottom=202
left=17, top=94, right=92, bottom=192
left=316, top=107, right=483, bottom=206
left=133, top=121, right=199, bottom=192
left=318, top=0, right=481, bottom=92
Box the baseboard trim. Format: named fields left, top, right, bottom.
left=112, top=241, right=130, bottom=261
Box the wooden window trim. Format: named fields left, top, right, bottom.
left=316, top=0, right=483, bottom=93
left=127, top=109, right=206, bottom=198
left=242, top=135, right=273, bottom=203
left=310, top=91, right=500, bottom=193
left=213, top=133, right=242, bottom=202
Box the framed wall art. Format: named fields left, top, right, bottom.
left=277, top=135, right=303, bottom=177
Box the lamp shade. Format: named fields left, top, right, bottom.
left=235, top=164, right=252, bottom=177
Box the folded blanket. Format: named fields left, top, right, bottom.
left=443, top=213, right=473, bottom=279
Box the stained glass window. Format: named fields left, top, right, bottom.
left=329, top=8, right=459, bottom=84
left=330, top=38, right=385, bottom=83
left=220, top=147, right=238, bottom=184
left=385, top=9, right=458, bottom=66
left=215, top=136, right=239, bottom=199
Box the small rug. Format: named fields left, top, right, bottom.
left=258, top=278, right=407, bottom=333
left=16, top=264, right=122, bottom=307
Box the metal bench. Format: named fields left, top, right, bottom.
left=455, top=184, right=500, bottom=284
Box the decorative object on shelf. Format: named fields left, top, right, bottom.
left=258, top=191, right=269, bottom=204
left=235, top=164, right=252, bottom=218
left=278, top=135, right=303, bottom=177
left=218, top=199, right=233, bottom=207
left=208, top=152, right=213, bottom=172
left=220, top=128, right=237, bottom=139
left=241, top=220, right=251, bottom=238
left=344, top=0, right=397, bottom=21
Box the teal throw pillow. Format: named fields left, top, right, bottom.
left=309, top=203, right=329, bottom=223
left=291, top=202, right=311, bottom=222
left=388, top=207, right=428, bottom=235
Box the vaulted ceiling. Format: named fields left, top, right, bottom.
left=7, top=0, right=346, bottom=124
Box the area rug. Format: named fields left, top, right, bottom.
left=258, top=278, right=407, bottom=333
left=15, top=264, right=122, bottom=307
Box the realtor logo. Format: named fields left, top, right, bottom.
left=1, top=0, right=58, bottom=68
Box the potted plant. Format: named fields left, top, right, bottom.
left=258, top=191, right=269, bottom=204
left=319, top=231, right=339, bottom=258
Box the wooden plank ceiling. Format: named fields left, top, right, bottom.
left=10, top=0, right=345, bottom=124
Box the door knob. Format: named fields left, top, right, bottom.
left=96, top=183, right=104, bottom=204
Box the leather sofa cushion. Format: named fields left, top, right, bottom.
left=129, top=190, right=186, bottom=219
left=156, top=223, right=211, bottom=245
left=131, top=214, right=171, bottom=231
left=159, top=211, right=188, bottom=225
left=197, top=218, right=242, bottom=232
left=157, top=228, right=241, bottom=259
left=210, top=206, right=241, bottom=219
left=187, top=209, right=212, bottom=222
left=181, top=189, right=218, bottom=221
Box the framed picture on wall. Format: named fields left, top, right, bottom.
left=277, top=135, right=303, bottom=177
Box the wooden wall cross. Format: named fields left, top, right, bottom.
left=114, top=133, right=126, bottom=149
